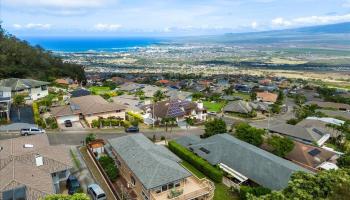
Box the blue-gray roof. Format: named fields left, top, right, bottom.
left=108, top=134, right=191, bottom=190
left=176, top=134, right=311, bottom=190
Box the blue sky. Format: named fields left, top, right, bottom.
left=1, top=0, right=350, bottom=36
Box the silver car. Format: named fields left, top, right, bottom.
left=87, top=184, right=107, bottom=200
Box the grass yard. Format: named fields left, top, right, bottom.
left=203, top=101, right=226, bottom=112
left=180, top=161, right=239, bottom=200
left=89, top=86, right=111, bottom=94
left=214, top=183, right=238, bottom=200
left=232, top=92, right=251, bottom=101
left=181, top=161, right=206, bottom=179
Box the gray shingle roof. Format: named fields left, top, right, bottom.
left=223, top=100, right=252, bottom=114
left=0, top=78, right=49, bottom=91
left=108, top=134, right=191, bottom=190
left=268, top=124, right=328, bottom=144
left=176, top=134, right=311, bottom=190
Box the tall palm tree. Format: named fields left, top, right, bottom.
left=13, top=94, right=25, bottom=121
left=152, top=90, right=166, bottom=127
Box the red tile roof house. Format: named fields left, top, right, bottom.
left=0, top=134, right=73, bottom=200
left=51, top=95, right=126, bottom=128
left=256, top=91, right=278, bottom=104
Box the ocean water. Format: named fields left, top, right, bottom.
left=21, top=36, right=163, bottom=52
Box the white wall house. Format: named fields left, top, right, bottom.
left=0, top=78, right=49, bottom=101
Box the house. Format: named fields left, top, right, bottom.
left=54, top=78, right=74, bottom=86
left=0, top=87, right=11, bottom=121
left=0, top=134, right=73, bottom=199
left=165, top=90, right=193, bottom=101
left=256, top=91, right=278, bottom=104
left=285, top=141, right=339, bottom=172
left=175, top=134, right=311, bottom=190
left=142, top=85, right=165, bottom=98
left=223, top=100, right=252, bottom=114
left=316, top=109, right=350, bottom=121
left=305, top=101, right=350, bottom=111
left=297, top=117, right=344, bottom=138
left=234, top=84, right=251, bottom=93
left=142, top=99, right=206, bottom=122
left=107, top=134, right=214, bottom=200
left=70, top=88, right=91, bottom=98
left=118, top=82, right=143, bottom=93
left=0, top=78, right=49, bottom=100
left=268, top=124, right=330, bottom=146
left=51, top=95, right=126, bottom=127
left=111, top=94, right=143, bottom=113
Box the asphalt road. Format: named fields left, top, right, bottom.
left=0, top=128, right=204, bottom=145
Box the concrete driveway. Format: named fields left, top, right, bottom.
left=58, top=121, right=84, bottom=131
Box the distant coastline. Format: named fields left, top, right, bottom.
left=20, top=36, right=164, bottom=52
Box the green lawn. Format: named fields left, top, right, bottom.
left=181, top=161, right=239, bottom=200
left=89, top=86, right=111, bottom=94
left=181, top=161, right=205, bottom=179
left=232, top=92, right=251, bottom=101
left=214, top=183, right=238, bottom=200
left=203, top=101, right=226, bottom=112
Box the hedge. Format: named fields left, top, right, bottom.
left=98, top=155, right=119, bottom=182
left=33, top=102, right=46, bottom=128
left=239, top=186, right=271, bottom=200
left=168, top=141, right=223, bottom=183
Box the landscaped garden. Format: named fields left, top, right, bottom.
left=89, top=86, right=112, bottom=94
left=232, top=92, right=251, bottom=101
left=203, top=101, right=226, bottom=112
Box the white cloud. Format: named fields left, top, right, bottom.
left=271, top=17, right=292, bottom=26
left=3, top=0, right=113, bottom=16
left=251, top=21, right=258, bottom=29
left=12, top=23, right=52, bottom=29
left=93, top=24, right=122, bottom=31
left=343, top=0, right=350, bottom=7
left=271, top=13, right=350, bottom=27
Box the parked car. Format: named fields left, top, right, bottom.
left=125, top=126, right=139, bottom=133
left=20, top=128, right=45, bottom=136
left=64, top=120, right=73, bottom=127
left=66, top=175, right=81, bottom=195
left=88, top=184, right=106, bottom=200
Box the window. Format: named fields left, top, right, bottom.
left=131, top=176, right=136, bottom=186
left=162, top=185, right=167, bottom=192
left=168, top=182, right=174, bottom=189
left=41, top=85, right=47, bottom=90
left=58, top=171, right=67, bottom=179
left=199, top=147, right=210, bottom=154
left=175, top=181, right=181, bottom=187
left=0, top=91, right=3, bottom=97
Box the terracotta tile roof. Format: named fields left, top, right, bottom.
left=257, top=92, right=278, bottom=103
left=285, top=141, right=337, bottom=172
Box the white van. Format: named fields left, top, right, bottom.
left=87, top=184, right=107, bottom=200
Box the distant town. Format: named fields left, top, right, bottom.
left=1, top=70, right=350, bottom=199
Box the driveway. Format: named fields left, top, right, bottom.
left=58, top=121, right=84, bottom=131
left=10, top=106, right=34, bottom=124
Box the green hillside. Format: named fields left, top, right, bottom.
left=0, top=25, right=86, bottom=82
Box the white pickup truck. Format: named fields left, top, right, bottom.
left=20, top=127, right=46, bottom=136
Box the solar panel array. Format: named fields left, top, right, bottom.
left=166, top=100, right=186, bottom=117
left=308, top=148, right=321, bottom=157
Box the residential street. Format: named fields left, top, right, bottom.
left=0, top=127, right=205, bottom=145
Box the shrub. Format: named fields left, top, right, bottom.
left=168, top=141, right=223, bottom=182
left=122, top=120, right=131, bottom=128
left=239, top=186, right=271, bottom=200
left=33, top=102, right=46, bottom=128
left=98, top=155, right=119, bottom=182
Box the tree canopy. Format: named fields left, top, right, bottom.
left=248, top=169, right=350, bottom=200
left=235, top=123, right=265, bottom=146
left=267, top=135, right=294, bottom=157
left=203, top=118, right=227, bottom=138
left=0, top=25, right=86, bottom=82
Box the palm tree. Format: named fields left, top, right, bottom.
left=152, top=90, right=166, bottom=127
left=169, top=117, right=177, bottom=133
left=161, top=117, right=170, bottom=132
left=13, top=94, right=25, bottom=121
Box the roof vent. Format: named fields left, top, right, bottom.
left=24, top=144, right=34, bottom=148
left=35, top=155, right=43, bottom=166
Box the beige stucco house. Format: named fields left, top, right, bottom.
left=51, top=95, right=126, bottom=127
left=107, top=134, right=214, bottom=200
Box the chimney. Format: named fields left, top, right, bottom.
left=35, top=155, right=43, bottom=166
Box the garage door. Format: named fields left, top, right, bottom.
left=57, top=115, right=79, bottom=124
